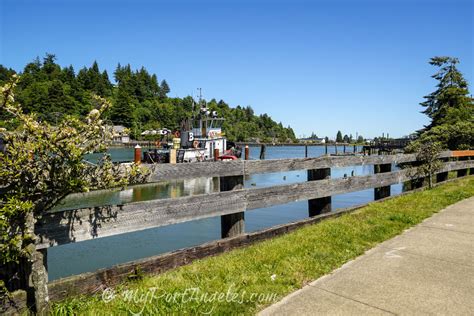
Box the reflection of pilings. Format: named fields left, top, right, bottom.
left=260, top=144, right=266, bottom=160
left=183, top=177, right=214, bottom=195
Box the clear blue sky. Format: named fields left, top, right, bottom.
left=1, top=0, right=472, bottom=139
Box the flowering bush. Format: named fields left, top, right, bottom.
left=0, top=76, right=148, bottom=301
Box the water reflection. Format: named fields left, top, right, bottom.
left=52, top=177, right=219, bottom=212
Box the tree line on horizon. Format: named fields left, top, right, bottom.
left=302, top=131, right=365, bottom=144
left=0, top=54, right=296, bottom=142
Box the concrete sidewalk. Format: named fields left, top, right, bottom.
left=260, top=197, right=474, bottom=315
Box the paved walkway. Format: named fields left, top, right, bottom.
left=260, top=197, right=474, bottom=315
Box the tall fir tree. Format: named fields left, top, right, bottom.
left=110, top=86, right=135, bottom=127
left=420, top=56, right=473, bottom=132
left=160, top=80, right=170, bottom=99
left=336, top=130, right=343, bottom=142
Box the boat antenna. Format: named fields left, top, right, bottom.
left=197, top=87, right=203, bottom=109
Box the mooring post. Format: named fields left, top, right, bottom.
left=260, top=144, right=266, bottom=160
left=220, top=175, right=245, bottom=238
left=325, top=143, right=328, bottom=155
left=353, top=145, right=356, bottom=153
left=245, top=145, right=249, bottom=160
left=134, top=144, right=141, bottom=164
left=305, top=145, right=308, bottom=158
left=335, top=143, right=338, bottom=155
left=457, top=156, right=468, bottom=177
left=374, top=163, right=391, bottom=200
left=214, top=148, right=219, bottom=161
left=307, top=168, right=331, bottom=216
left=343, top=144, right=346, bottom=153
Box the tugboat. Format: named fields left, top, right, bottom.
left=177, top=110, right=237, bottom=162
left=143, top=91, right=241, bottom=163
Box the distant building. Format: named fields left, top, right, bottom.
left=112, top=125, right=130, bottom=143
left=298, top=137, right=326, bottom=144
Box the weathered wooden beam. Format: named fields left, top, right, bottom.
left=307, top=168, right=331, bottom=216
left=36, top=160, right=473, bottom=249
left=142, top=152, right=453, bottom=182
left=243, top=154, right=420, bottom=176
left=145, top=160, right=244, bottom=182
left=451, top=150, right=474, bottom=157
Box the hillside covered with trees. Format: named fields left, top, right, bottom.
left=0, top=54, right=296, bottom=142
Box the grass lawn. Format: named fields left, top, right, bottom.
left=52, top=176, right=474, bottom=315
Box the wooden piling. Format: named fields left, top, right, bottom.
left=457, top=157, right=468, bottom=177
left=33, top=248, right=49, bottom=315
left=214, top=148, right=220, bottom=161
left=220, top=175, right=245, bottom=238
left=21, top=247, right=49, bottom=314
left=353, top=145, right=356, bottom=153
left=307, top=168, right=331, bottom=216
left=305, top=145, right=308, bottom=158
left=436, top=158, right=449, bottom=183
left=169, top=149, right=177, bottom=164
left=245, top=145, right=249, bottom=160
left=335, top=143, right=338, bottom=155
left=260, top=144, right=266, bottom=160
left=343, top=145, right=346, bottom=153
left=134, top=145, right=141, bottom=164
left=374, top=163, right=391, bottom=200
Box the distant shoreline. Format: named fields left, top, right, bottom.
left=110, top=141, right=362, bottom=148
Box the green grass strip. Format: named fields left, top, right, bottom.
left=52, top=176, right=474, bottom=315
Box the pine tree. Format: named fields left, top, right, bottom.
left=110, top=85, right=135, bottom=127
left=336, top=130, right=343, bottom=142
left=420, top=56, right=473, bottom=131
left=160, top=80, right=170, bottom=98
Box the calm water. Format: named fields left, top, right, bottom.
left=49, top=146, right=402, bottom=280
